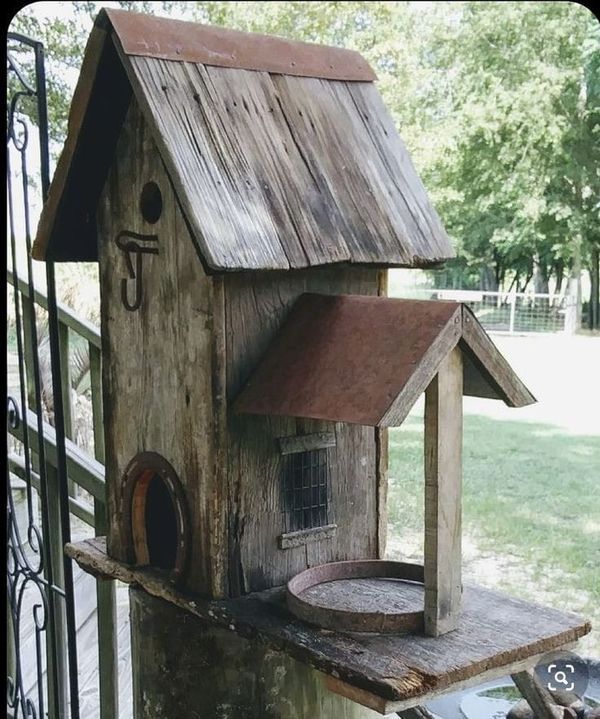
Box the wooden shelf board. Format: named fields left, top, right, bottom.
left=66, top=537, right=590, bottom=715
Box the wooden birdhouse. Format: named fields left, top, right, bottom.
left=34, top=9, right=590, bottom=718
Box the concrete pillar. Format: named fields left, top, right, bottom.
left=129, top=587, right=383, bottom=719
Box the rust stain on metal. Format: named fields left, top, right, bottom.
left=121, top=451, right=190, bottom=586
left=287, top=559, right=426, bottom=634
left=234, top=294, right=460, bottom=426
left=104, top=8, right=377, bottom=81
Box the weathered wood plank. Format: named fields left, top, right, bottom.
left=124, top=55, right=291, bottom=270
left=423, top=346, right=463, bottom=637
left=98, top=102, right=228, bottom=597
left=376, top=269, right=389, bottom=559
left=379, top=305, right=462, bottom=426
left=461, top=305, right=535, bottom=407
left=89, top=343, right=105, bottom=463
left=278, top=524, right=337, bottom=550
left=278, top=432, right=336, bottom=455
left=203, top=63, right=347, bottom=267
left=67, top=537, right=591, bottom=714
left=271, top=74, right=415, bottom=265
left=512, top=670, right=563, bottom=719
left=224, top=269, right=380, bottom=594
left=118, top=51, right=454, bottom=272
left=375, top=427, right=389, bottom=558
left=344, top=81, right=451, bottom=260
left=326, top=648, right=577, bottom=715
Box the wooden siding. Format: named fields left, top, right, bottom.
left=224, top=268, right=382, bottom=595
left=98, top=103, right=228, bottom=597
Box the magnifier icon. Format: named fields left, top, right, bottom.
left=554, top=671, right=568, bottom=686
left=547, top=664, right=575, bottom=692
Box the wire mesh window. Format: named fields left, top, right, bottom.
left=281, top=448, right=332, bottom=532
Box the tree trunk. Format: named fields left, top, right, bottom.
left=129, top=587, right=381, bottom=719
left=519, top=271, right=534, bottom=294
left=588, top=245, right=599, bottom=330
left=565, top=241, right=583, bottom=334
left=554, top=260, right=565, bottom=297
left=533, top=256, right=549, bottom=295
left=479, top=265, right=498, bottom=292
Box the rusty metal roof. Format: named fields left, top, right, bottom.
left=32, top=9, right=454, bottom=270
left=105, top=8, right=376, bottom=80
left=234, top=295, right=535, bottom=427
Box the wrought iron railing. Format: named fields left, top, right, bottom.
left=7, top=32, right=118, bottom=719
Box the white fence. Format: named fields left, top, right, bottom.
left=398, top=289, right=577, bottom=334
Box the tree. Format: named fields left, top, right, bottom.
left=8, top=2, right=599, bottom=325
left=429, top=2, right=599, bottom=315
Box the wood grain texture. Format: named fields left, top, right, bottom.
left=423, top=347, right=463, bottom=637
left=376, top=270, right=389, bottom=559
left=35, top=15, right=454, bottom=268
left=67, top=538, right=591, bottom=714
left=379, top=307, right=462, bottom=427
left=511, top=670, right=563, bottom=719
left=461, top=305, right=535, bottom=407
left=224, top=269, right=381, bottom=595
left=98, top=102, right=227, bottom=597
left=279, top=525, right=338, bottom=550
left=119, top=54, right=454, bottom=271
left=278, top=432, right=336, bottom=455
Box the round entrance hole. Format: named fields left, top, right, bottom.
left=139, top=181, right=162, bottom=224
left=122, top=452, right=189, bottom=583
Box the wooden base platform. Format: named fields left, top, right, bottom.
left=66, top=538, right=591, bottom=715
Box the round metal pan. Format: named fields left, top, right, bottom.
left=286, top=559, right=425, bottom=634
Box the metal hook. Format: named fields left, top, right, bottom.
left=114, top=231, right=159, bottom=312
left=121, top=249, right=144, bottom=311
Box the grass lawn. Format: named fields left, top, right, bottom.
left=386, top=333, right=600, bottom=657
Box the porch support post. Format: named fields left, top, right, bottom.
left=423, top=346, right=463, bottom=637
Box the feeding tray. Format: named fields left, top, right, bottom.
left=286, top=560, right=426, bottom=633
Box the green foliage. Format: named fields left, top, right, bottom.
left=8, top=1, right=600, bottom=292
left=429, top=3, right=600, bottom=290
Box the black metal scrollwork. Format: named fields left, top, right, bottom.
left=7, top=34, right=80, bottom=719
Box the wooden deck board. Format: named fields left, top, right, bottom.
left=67, top=537, right=590, bottom=714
